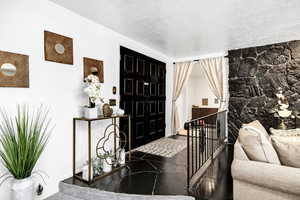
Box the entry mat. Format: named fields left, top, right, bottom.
left=134, top=137, right=187, bottom=158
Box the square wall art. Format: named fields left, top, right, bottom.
left=44, top=31, right=73, bottom=65
left=84, top=57, right=104, bottom=83
left=202, top=98, right=208, bottom=106
left=0, top=50, right=29, bottom=88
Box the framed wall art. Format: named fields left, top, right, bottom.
left=44, top=31, right=73, bottom=65
left=83, top=57, right=104, bottom=83
left=109, top=99, right=116, bottom=106
left=202, top=98, right=208, bottom=106
left=0, top=50, right=29, bottom=88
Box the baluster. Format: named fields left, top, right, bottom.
left=184, top=122, right=190, bottom=190
left=192, top=121, right=195, bottom=175
left=204, top=120, right=207, bottom=163
left=195, top=120, right=198, bottom=171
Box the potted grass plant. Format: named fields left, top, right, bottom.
left=0, top=105, right=52, bottom=200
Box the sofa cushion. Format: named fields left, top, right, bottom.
left=238, top=120, right=281, bottom=165
left=270, top=128, right=300, bottom=137
left=243, top=120, right=270, bottom=139
left=231, top=159, right=300, bottom=197
left=234, top=141, right=249, bottom=160
left=271, top=135, right=300, bottom=168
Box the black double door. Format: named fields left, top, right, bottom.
left=120, top=46, right=166, bottom=149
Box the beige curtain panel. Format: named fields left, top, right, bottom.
left=198, top=56, right=228, bottom=111
left=171, top=61, right=194, bottom=134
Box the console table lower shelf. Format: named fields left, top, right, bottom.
left=74, top=164, right=127, bottom=183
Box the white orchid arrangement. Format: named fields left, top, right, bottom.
left=273, top=88, right=294, bottom=119
left=84, top=74, right=104, bottom=107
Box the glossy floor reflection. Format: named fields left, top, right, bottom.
left=63, top=135, right=233, bottom=200
left=191, top=144, right=233, bottom=200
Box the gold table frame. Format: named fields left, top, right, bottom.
left=72, top=115, right=131, bottom=184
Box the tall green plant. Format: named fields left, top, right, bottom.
left=0, top=105, right=51, bottom=180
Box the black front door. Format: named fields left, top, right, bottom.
left=120, top=46, right=166, bottom=149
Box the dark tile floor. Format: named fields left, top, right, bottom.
left=63, top=135, right=233, bottom=200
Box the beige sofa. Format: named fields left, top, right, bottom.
left=231, top=122, right=300, bottom=200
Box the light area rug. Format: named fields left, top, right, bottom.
left=134, top=137, right=187, bottom=158
left=177, top=129, right=203, bottom=138
left=178, top=129, right=188, bottom=136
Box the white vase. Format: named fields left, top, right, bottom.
left=83, top=107, right=98, bottom=119
left=98, top=104, right=104, bottom=116
left=119, top=149, right=126, bottom=165
left=103, top=157, right=112, bottom=173
left=117, top=109, right=125, bottom=116
left=11, top=177, right=34, bottom=200
left=82, top=163, right=93, bottom=181
left=111, top=106, right=118, bottom=116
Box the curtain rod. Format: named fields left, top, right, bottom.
left=173, top=55, right=229, bottom=65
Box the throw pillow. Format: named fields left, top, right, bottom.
left=243, top=120, right=270, bottom=140
left=238, top=120, right=281, bottom=165
left=271, top=135, right=300, bottom=168
left=270, top=128, right=300, bottom=137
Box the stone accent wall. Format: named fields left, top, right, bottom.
left=228, top=40, right=300, bottom=141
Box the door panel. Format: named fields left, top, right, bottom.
left=124, top=55, right=134, bottom=74
left=124, top=78, right=134, bottom=95
left=123, top=101, right=134, bottom=115
left=136, top=101, right=144, bottom=117
left=158, top=83, right=165, bottom=97
left=120, top=46, right=166, bottom=149
left=136, top=80, right=144, bottom=96
left=158, top=101, right=165, bottom=114
left=150, top=82, right=156, bottom=96
left=135, top=122, right=145, bottom=140
left=158, top=64, right=166, bottom=80
left=136, top=58, right=145, bottom=76
left=150, top=63, right=157, bottom=78
left=149, top=101, right=156, bottom=115
left=149, top=120, right=157, bottom=136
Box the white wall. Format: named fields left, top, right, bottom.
left=176, top=65, right=219, bottom=129
left=0, top=0, right=173, bottom=199
left=187, top=76, right=219, bottom=109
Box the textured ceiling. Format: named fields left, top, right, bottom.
left=50, top=0, right=300, bottom=58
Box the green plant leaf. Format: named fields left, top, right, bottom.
left=0, top=105, right=52, bottom=179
